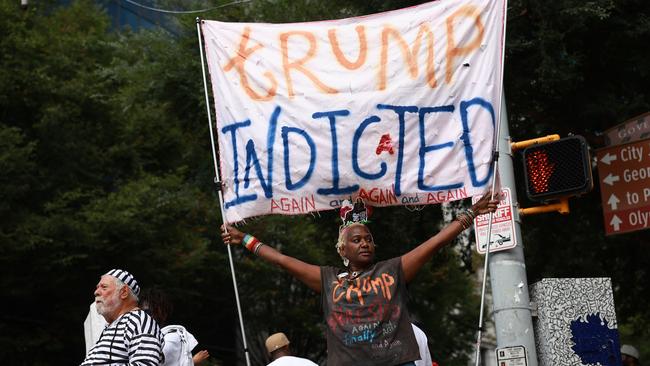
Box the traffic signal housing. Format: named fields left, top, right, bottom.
left=522, top=136, right=593, bottom=201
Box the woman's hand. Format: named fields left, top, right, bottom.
left=221, top=224, right=245, bottom=246
left=220, top=224, right=323, bottom=292
left=471, top=190, right=500, bottom=215
left=193, top=349, right=210, bottom=364
left=401, top=190, right=500, bottom=282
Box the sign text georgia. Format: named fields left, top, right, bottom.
left=597, top=138, right=650, bottom=235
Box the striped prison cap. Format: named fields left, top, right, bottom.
left=105, top=269, right=140, bottom=297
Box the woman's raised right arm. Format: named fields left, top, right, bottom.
left=221, top=225, right=322, bottom=293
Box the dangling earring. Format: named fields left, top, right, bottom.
left=342, top=256, right=349, bottom=267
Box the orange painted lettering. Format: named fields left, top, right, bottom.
left=332, top=282, right=346, bottom=303
left=223, top=27, right=278, bottom=101
left=371, top=277, right=386, bottom=298
left=280, top=31, right=338, bottom=97
left=346, top=280, right=364, bottom=305
left=445, top=5, right=485, bottom=84
left=379, top=24, right=436, bottom=90
left=362, top=277, right=372, bottom=293
left=328, top=26, right=367, bottom=70
left=381, top=273, right=395, bottom=300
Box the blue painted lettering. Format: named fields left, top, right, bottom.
left=376, top=104, right=419, bottom=196
left=343, top=329, right=378, bottom=345
left=221, top=120, right=257, bottom=208
left=281, top=126, right=316, bottom=190
left=459, top=98, right=495, bottom=186
left=418, top=105, right=461, bottom=190
left=352, top=115, right=387, bottom=179
left=313, top=110, right=359, bottom=195
left=220, top=99, right=494, bottom=211
left=242, top=106, right=280, bottom=198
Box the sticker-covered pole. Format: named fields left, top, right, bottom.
left=482, top=96, right=538, bottom=366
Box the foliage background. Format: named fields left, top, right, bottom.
left=0, top=0, right=648, bottom=365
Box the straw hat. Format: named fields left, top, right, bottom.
left=265, top=332, right=290, bottom=354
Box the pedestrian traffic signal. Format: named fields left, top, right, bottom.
left=522, top=136, right=593, bottom=201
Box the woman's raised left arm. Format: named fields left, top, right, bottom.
left=401, top=191, right=499, bottom=282
left=222, top=225, right=322, bottom=293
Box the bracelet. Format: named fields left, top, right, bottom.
left=455, top=212, right=473, bottom=230
left=243, top=234, right=260, bottom=252
left=466, top=208, right=477, bottom=219
left=253, top=242, right=265, bottom=255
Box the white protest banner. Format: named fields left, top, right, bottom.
left=202, top=0, right=506, bottom=222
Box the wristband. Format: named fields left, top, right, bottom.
left=243, top=234, right=260, bottom=252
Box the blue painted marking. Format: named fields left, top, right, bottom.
left=459, top=98, right=495, bottom=186
left=221, top=119, right=257, bottom=208
left=313, top=110, right=359, bottom=195
left=570, top=313, right=622, bottom=366
left=417, top=105, right=461, bottom=191
left=376, top=104, right=418, bottom=196
left=282, top=126, right=316, bottom=190
left=220, top=98, right=496, bottom=210
left=352, top=115, right=387, bottom=180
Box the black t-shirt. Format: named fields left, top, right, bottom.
left=320, top=257, right=420, bottom=366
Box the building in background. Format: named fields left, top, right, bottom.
left=102, top=0, right=173, bottom=31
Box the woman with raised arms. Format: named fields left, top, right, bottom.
left=222, top=192, right=498, bottom=366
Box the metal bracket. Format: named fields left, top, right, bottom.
left=519, top=198, right=570, bottom=216
left=214, top=177, right=223, bottom=191
left=491, top=150, right=500, bottom=163
left=511, top=134, right=560, bottom=152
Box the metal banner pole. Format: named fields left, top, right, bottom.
left=473, top=111, right=500, bottom=366
left=196, top=18, right=252, bottom=366
left=474, top=2, right=510, bottom=363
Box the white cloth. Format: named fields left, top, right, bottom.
left=83, top=302, right=107, bottom=353
left=267, top=355, right=318, bottom=366
left=412, top=324, right=433, bottom=366
left=162, top=325, right=199, bottom=366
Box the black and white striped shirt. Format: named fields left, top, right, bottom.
left=81, top=309, right=164, bottom=365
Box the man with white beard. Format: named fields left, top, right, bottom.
left=81, top=269, right=164, bottom=365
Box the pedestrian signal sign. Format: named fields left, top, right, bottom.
left=522, top=136, right=593, bottom=201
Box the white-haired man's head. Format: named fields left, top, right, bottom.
left=93, top=269, right=140, bottom=323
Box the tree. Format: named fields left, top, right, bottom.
left=0, top=1, right=230, bottom=363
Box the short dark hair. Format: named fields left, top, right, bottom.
left=139, top=288, right=173, bottom=326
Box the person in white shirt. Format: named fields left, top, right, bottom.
left=139, top=288, right=210, bottom=366
left=265, top=332, right=318, bottom=366
left=411, top=323, right=433, bottom=366
left=83, top=302, right=107, bottom=353
left=621, top=344, right=640, bottom=366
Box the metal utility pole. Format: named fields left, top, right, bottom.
left=488, top=98, right=538, bottom=365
